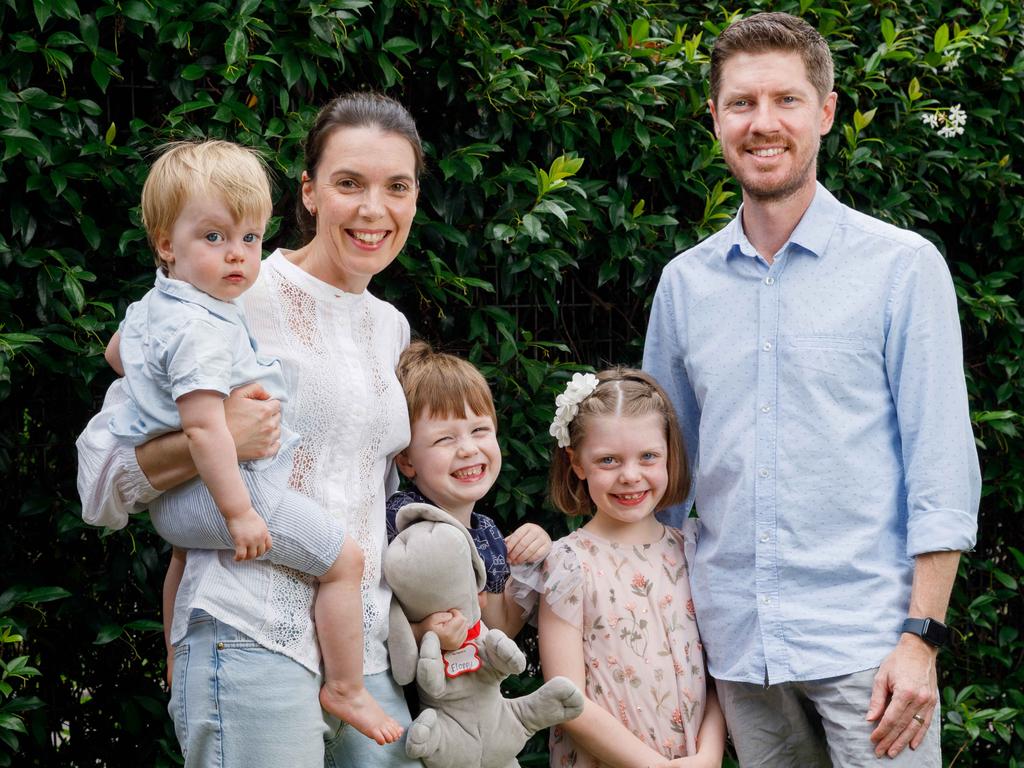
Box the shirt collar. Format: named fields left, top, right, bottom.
left=154, top=269, right=243, bottom=322
left=725, top=182, right=842, bottom=262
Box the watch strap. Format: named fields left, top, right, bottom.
left=901, top=617, right=950, bottom=648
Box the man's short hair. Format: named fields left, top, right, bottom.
left=710, top=12, right=835, bottom=104
left=141, top=140, right=273, bottom=267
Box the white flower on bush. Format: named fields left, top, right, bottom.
left=942, top=51, right=961, bottom=72
left=549, top=372, right=599, bottom=447
left=920, top=104, right=967, bottom=138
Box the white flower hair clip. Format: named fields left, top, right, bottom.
left=549, top=372, right=600, bottom=448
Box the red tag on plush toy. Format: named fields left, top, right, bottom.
left=443, top=621, right=483, bottom=678
left=443, top=643, right=481, bottom=678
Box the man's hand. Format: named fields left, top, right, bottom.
left=224, top=383, right=281, bottom=461
left=866, top=635, right=939, bottom=758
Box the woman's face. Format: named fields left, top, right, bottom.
left=301, top=125, right=418, bottom=293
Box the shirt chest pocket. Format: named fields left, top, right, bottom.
left=784, top=335, right=874, bottom=378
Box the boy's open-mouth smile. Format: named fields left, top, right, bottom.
left=452, top=464, right=486, bottom=482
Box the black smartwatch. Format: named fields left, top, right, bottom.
left=901, top=617, right=950, bottom=648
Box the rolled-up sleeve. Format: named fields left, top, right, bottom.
left=77, top=378, right=161, bottom=530
left=885, top=244, right=981, bottom=556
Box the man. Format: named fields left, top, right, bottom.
left=643, top=12, right=980, bottom=767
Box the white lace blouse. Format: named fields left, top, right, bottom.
left=76, top=249, right=411, bottom=674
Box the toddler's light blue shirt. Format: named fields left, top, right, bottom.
left=109, top=269, right=289, bottom=447
left=644, top=183, right=980, bottom=685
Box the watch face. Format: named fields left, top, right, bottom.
left=922, top=619, right=950, bottom=647
left=903, top=618, right=950, bottom=647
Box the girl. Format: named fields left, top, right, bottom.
left=538, top=369, right=726, bottom=768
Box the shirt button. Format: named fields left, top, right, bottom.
left=760, top=533, right=770, bottom=543
left=216, top=642, right=225, bottom=650
left=762, top=596, right=771, bottom=605
left=761, top=404, right=771, bottom=413
left=765, top=276, right=775, bottom=286
left=759, top=468, right=769, bottom=478
left=763, top=341, right=772, bottom=352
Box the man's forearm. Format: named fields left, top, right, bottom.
left=907, top=550, right=961, bottom=622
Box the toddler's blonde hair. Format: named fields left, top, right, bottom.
left=141, top=140, right=273, bottom=267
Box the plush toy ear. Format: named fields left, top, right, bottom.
left=395, top=502, right=487, bottom=593
left=386, top=596, right=418, bottom=685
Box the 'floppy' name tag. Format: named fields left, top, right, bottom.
left=443, top=643, right=481, bottom=678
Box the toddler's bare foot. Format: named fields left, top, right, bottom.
left=319, top=683, right=404, bottom=745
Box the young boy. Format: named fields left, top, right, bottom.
left=386, top=340, right=550, bottom=643
left=104, top=140, right=401, bottom=744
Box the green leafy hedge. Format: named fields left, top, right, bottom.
left=1, top=0, right=1021, bottom=765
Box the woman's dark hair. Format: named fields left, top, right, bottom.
left=296, top=92, right=424, bottom=241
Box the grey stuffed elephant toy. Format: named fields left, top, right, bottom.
left=383, top=502, right=584, bottom=768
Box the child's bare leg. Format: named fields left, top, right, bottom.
left=317, top=535, right=403, bottom=745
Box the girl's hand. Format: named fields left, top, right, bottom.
left=664, top=757, right=718, bottom=768
left=224, top=383, right=281, bottom=461
left=505, top=523, right=552, bottom=565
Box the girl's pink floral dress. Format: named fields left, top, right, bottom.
left=542, top=525, right=705, bottom=767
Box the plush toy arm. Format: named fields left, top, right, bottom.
left=387, top=597, right=419, bottom=686
left=416, top=630, right=447, bottom=699
left=479, top=628, right=526, bottom=678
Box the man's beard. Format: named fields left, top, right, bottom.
left=728, top=137, right=821, bottom=203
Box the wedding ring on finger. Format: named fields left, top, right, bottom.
left=912, top=713, right=925, bottom=725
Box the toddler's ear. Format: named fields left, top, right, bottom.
left=395, top=451, right=416, bottom=479
left=155, top=232, right=175, bottom=266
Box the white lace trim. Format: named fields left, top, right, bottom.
left=352, top=301, right=388, bottom=658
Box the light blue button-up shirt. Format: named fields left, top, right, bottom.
left=109, top=269, right=290, bottom=447
left=643, top=183, right=980, bottom=684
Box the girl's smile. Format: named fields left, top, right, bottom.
left=568, top=412, right=669, bottom=544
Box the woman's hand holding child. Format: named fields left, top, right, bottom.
left=224, top=383, right=281, bottom=462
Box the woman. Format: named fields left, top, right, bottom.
left=77, top=92, right=424, bottom=768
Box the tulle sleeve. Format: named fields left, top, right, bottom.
left=539, top=537, right=586, bottom=630
left=506, top=561, right=543, bottom=625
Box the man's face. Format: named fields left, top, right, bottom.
left=709, top=50, right=837, bottom=204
